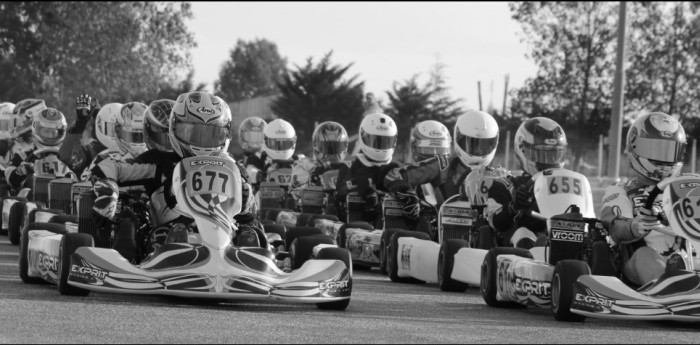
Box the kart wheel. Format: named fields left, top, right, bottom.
left=379, top=229, right=400, bottom=275
left=551, top=260, right=590, bottom=322
left=263, top=224, right=286, bottom=239
left=438, top=239, right=469, bottom=292
left=264, top=209, right=285, bottom=223
left=289, top=234, right=335, bottom=270
left=388, top=230, right=430, bottom=283
left=415, top=215, right=433, bottom=240
left=477, top=225, right=496, bottom=250
left=296, top=213, right=314, bottom=227
left=588, top=241, right=617, bottom=276
left=48, top=214, right=78, bottom=225
left=260, top=219, right=275, bottom=226
left=337, top=222, right=373, bottom=249
left=315, top=247, right=352, bottom=311
left=26, top=208, right=63, bottom=227
left=285, top=226, right=323, bottom=253
left=20, top=223, right=68, bottom=284
left=8, top=200, right=27, bottom=245
left=58, top=232, right=93, bottom=296
left=306, top=214, right=339, bottom=227
left=480, top=247, right=532, bottom=308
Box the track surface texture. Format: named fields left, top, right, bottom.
left=1, top=237, right=699, bottom=344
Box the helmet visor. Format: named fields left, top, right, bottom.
left=116, top=128, right=145, bottom=144
left=361, top=132, right=397, bottom=150
left=173, top=122, right=231, bottom=148
left=522, top=144, right=567, bottom=165
left=144, top=121, right=170, bottom=149
left=265, top=137, right=296, bottom=151
left=414, top=139, right=450, bottom=156
left=456, top=133, right=498, bottom=157
left=318, top=140, right=348, bottom=155
left=242, top=131, right=265, bottom=146
left=633, top=137, right=686, bottom=163
left=35, top=126, right=65, bottom=139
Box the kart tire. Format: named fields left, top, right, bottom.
left=388, top=230, right=430, bottom=283
left=337, top=222, right=373, bottom=249
left=26, top=208, right=63, bottom=227
left=306, top=214, right=340, bottom=227
left=263, top=224, right=286, bottom=239
left=415, top=215, right=433, bottom=240
left=264, top=208, right=285, bottom=223
left=8, top=200, right=27, bottom=245
left=260, top=219, right=275, bottom=226
left=58, top=232, right=94, bottom=296
left=438, top=239, right=469, bottom=292
left=481, top=247, right=533, bottom=308
left=316, top=247, right=352, bottom=311
left=285, top=226, right=323, bottom=253
left=289, top=234, right=335, bottom=270
left=0, top=184, right=9, bottom=199
left=20, top=222, right=68, bottom=284
left=379, top=228, right=401, bottom=275
left=588, top=241, right=617, bottom=276
left=551, top=260, right=590, bottom=322
left=48, top=214, right=79, bottom=225
left=295, top=213, right=313, bottom=227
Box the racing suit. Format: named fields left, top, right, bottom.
left=5, top=146, right=73, bottom=192
left=600, top=177, right=679, bottom=286
left=335, top=153, right=399, bottom=224
left=484, top=171, right=546, bottom=247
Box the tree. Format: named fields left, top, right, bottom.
left=155, top=70, right=207, bottom=102
left=384, top=61, right=465, bottom=161
left=215, top=38, right=288, bottom=103
left=0, top=2, right=196, bottom=124
left=509, top=1, right=618, bottom=169
left=271, top=51, right=364, bottom=153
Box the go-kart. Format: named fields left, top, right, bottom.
left=559, top=174, right=700, bottom=322
left=3, top=153, right=75, bottom=245
left=62, top=156, right=353, bottom=309
left=479, top=168, right=602, bottom=317
left=380, top=166, right=507, bottom=288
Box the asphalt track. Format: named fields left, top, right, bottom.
left=1, top=236, right=700, bottom=344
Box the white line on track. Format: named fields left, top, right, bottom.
left=0, top=274, right=19, bottom=281
left=0, top=263, right=17, bottom=266
left=0, top=252, right=18, bottom=256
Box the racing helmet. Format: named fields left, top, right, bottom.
left=12, top=98, right=47, bottom=139
left=514, top=117, right=567, bottom=175
left=626, top=112, right=686, bottom=182
left=312, top=121, right=349, bottom=164
left=238, top=116, right=267, bottom=154
left=263, top=119, right=296, bottom=161
left=358, top=113, right=397, bottom=163
left=145, top=99, right=175, bottom=153
left=32, top=108, right=67, bottom=150
left=453, top=110, right=499, bottom=169
left=411, top=120, right=451, bottom=163
left=95, top=103, right=123, bottom=152
left=169, top=91, right=233, bottom=158
left=0, top=102, right=15, bottom=134
left=116, top=102, right=149, bottom=157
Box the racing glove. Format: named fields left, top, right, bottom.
left=72, top=94, right=92, bottom=134
left=509, top=180, right=535, bottom=214
left=631, top=205, right=662, bottom=238
left=396, top=189, right=420, bottom=221
left=93, top=178, right=119, bottom=220
left=16, top=162, right=34, bottom=176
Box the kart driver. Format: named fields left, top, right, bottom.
left=600, top=112, right=687, bottom=286
left=484, top=117, right=568, bottom=249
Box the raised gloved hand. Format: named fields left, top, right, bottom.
left=396, top=189, right=420, bottom=221
left=72, top=94, right=93, bottom=134
left=631, top=205, right=662, bottom=238
left=509, top=181, right=535, bottom=214
left=16, top=161, right=34, bottom=176
left=92, top=178, right=119, bottom=220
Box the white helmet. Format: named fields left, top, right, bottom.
left=453, top=110, right=499, bottom=169
left=238, top=116, right=267, bottom=154
left=358, top=113, right=397, bottom=163
left=263, top=119, right=296, bottom=161
left=12, top=98, right=47, bottom=138
left=626, top=112, right=686, bottom=182
left=169, top=91, right=233, bottom=158
left=116, top=102, right=148, bottom=157
left=95, top=103, right=122, bottom=152
left=410, top=120, right=451, bottom=163
left=32, top=108, right=67, bottom=150
left=0, top=102, right=15, bottom=135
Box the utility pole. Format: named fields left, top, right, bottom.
left=607, top=1, right=627, bottom=178
left=502, top=74, right=510, bottom=116
left=477, top=81, right=483, bottom=111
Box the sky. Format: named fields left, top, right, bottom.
left=188, top=1, right=539, bottom=113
